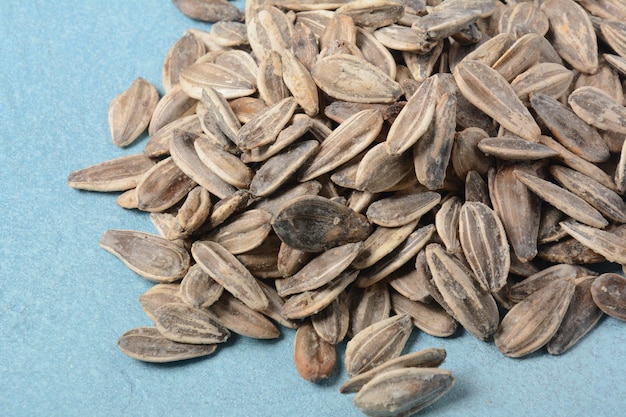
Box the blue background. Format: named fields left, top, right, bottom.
left=1, top=1, right=625, bottom=416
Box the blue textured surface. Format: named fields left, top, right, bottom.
left=1, top=1, right=625, bottom=416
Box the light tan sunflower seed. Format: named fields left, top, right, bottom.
left=117, top=327, right=217, bottom=363
left=352, top=220, right=419, bottom=270
left=144, top=113, right=203, bottom=158
left=202, top=189, right=250, bottom=232
left=600, top=19, right=626, bottom=60
left=355, top=142, right=413, bottom=193
left=462, top=32, right=515, bottom=67
left=281, top=270, right=359, bottom=319
left=568, top=86, right=626, bottom=134
left=108, top=78, right=159, bottom=147
left=348, top=282, right=391, bottom=338
left=272, top=195, right=372, bottom=252
left=386, top=76, right=438, bottom=155
left=412, top=8, right=480, bottom=42
left=451, top=127, right=493, bottom=179
left=277, top=242, right=363, bottom=296
left=292, top=21, right=319, bottom=72
left=491, top=163, right=541, bottom=262
left=412, top=92, right=457, bottom=190
left=590, top=273, right=626, bottom=322
left=514, top=169, right=608, bottom=229
left=453, top=60, right=541, bottom=142
left=257, top=50, right=290, bottom=106
left=574, top=62, right=624, bottom=105
left=511, top=63, right=574, bottom=106
left=169, top=130, right=237, bottom=199
left=100, top=229, right=190, bottom=282
left=491, top=33, right=542, bottom=82
left=373, top=24, right=433, bottom=53
left=560, top=221, right=626, bottom=264
left=345, top=314, right=413, bottom=377
left=281, top=49, right=319, bottom=116
left=353, top=366, right=454, bottom=417
left=459, top=201, right=510, bottom=292
left=163, top=32, right=207, bottom=94
left=204, top=209, right=273, bottom=254
left=180, top=263, right=224, bottom=309
left=208, top=292, right=280, bottom=339
left=319, top=13, right=357, bottom=51
left=434, top=196, right=462, bottom=253
left=312, top=292, right=350, bottom=344
left=247, top=6, right=294, bottom=62
left=191, top=240, right=269, bottom=311
left=547, top=275, right=604, bottom=355
left=426, top=243, right=499, bottom=340
left=199, top=87, right=241, bottom=144
left=356, top=224, right=436, bottom=288
left=311, top=54, right=403, bottom=103
left=538, top=134, right=617, bottom=192
left=495, top=279, right=576, bottom=358
left=550, top=165, right=626, bottom=223
left=150, top=211, right=186, bottom=241
left=250, top=140, right=319, bottom=197
left=355, top=26, right=397, bottom=79
left=255, top=280, right=299, bottom=329
left=153, top=302, right=230, bottom=344
left=194, top=139, right=253, bottom=189
left=241, top=115, right=313, bottom=163
left=509, top=264, right=595, bottom=304
left=177, top=186, right=211, bottom=233
left=139, top=283, right=184, bottom=322
left=404, top=41, right=444, bottom=82
left=477, top=136, right=559, bottom=160
left=540, top=0, right=598, bottom=73
left=116, top=188, right=139, bottom=209
left=391, top=290, right=457, bottom=337
left=209, top=21, right=248, bottom=47
left=67, top=154, right=156, bottom=192
left=366, top=191, right=441, bottom=227
left=336, top=0, right=404, bottom=29
left=171, top=0, right=244, bottom=22
left=498, top=2, right=549, bottom=37
left=604, top=53, right=626, bottom=76
left=293, top=322, right=337, bottom=382
left=179, top=62, right=256, bottom=100
left=148, top=86, right=197, bottom=137
left=237, top=97, right=298, bottom=151
left=277, top=242, right=314, bottom=277
left=340, top=347, right=447, bottom=394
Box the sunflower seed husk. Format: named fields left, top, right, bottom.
left=339, top=347, right=447, bottom=394
left=391, top=290, right=457, bottom=338
left=568, top=86, right=626, bottom=134
left=345, top=314, right=412, bottom=377
left=162, top=32, right=207, bottom=94
left=540, top=0, right=598, bottom=74
left=180, top=62, right=256, bottom=100
left=560, top=221, right=626, bottom=265
left=108, top=78, right=159, bottom=147
left=277, top=242, right=363, bottom=296
left=281, top=49, right=320, bottom=116
left=116, top=188, right=139, bottom=209
left=477, top=136, right=559, bottom=161
left=454, top=60, right=541, bottom=142
left=257, top=51, right=290, bottom=106
left=387, top=261, right=432, bottom=304
left=348, top=281, right=391, bottom=338
left=208, top=292, right=280, bottom=339
left=144, top=113, right=203, bottom=158
left=514, top=169, right=608, bottom=229
left=311, top=54, right=403, bottom=103
left=590, top=273, right=626, bottom=322
left=180, top=263, right=224, bottom=309
left=353, top=367, right=455, bottom=417
left=293, top=322, right=337, bottom=382
left=355, top=142, right=413, bottom=193
left=451, top=127, right=493, bottom=179
left=117, top=327, right=217, bottom=363
left=491, top=33, right=542, bottom=83
left=148, top=86, right=197, bottom=136
left=426, top=243, right=499, bottom=340
left=171, top=0, right=244, bottom=22
left=312, top=292, right=350, bottom=345
left=356, top=224, right=436, bottom=288
left=209, top=21, right=248, bottom=47
left=281, top=270, right=359, bottom=319
left=251, top=180, right=322, bottom=217
left=153, top=302, right=230, bottom=344
left=135, top=156, right=197, bottom=212
left=352, top=220, right=418, bottom=270
left=547, top=276, right=604, bottom=355
left=495, top=279, right=576, bottom=358
left=459, top=201, right=510, bottom=292
left=247, top=6, right=294, bottom=62
left=100, top=229, right=190, bottom=283
left=139, top=283, right=184, bottom=322
left=600, top=19, right=626, bottom=60
left=67, top=154, right=156, bottom=192
left=292, top=21, right=319, bottom=72
left=511, top=63, right=573, bottom=106
left=366, top=191, right=441, bottom=227
left=498, top=2, right=549, bottom=37
left=191, top=240, right=269, bottom=311
left=204, top=209, right=273, bottom=254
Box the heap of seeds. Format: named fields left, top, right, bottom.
left=68, top=0, right=626, bottom=415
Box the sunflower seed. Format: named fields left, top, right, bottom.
left=590, top=273, right=626, bottom=322
left=153, top=302, right=230, bottom=344
left=117, top=327, right=217, bottom=363
left=208, top=292, right=280, bottom=339
left=180, top=263, right=224, bottom=309
left=108, top=78, right=159, bottom=147
left=293, top=322, right=337, bottom=382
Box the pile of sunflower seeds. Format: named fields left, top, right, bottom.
left=68, top=0, right=626, bottom=415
